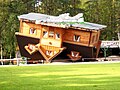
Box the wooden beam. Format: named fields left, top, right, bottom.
left=88, top=31, right=92, bottom=46
left=95, top=40, right=101, bottom=58
left=38, top=47, right=48, bottom=61
left=19, top=19, right=23, bottom=33
left=63, top=40, right=94, bottom=47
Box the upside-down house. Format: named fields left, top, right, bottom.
left=15, top=13, right=107, bottom=62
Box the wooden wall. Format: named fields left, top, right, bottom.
left=63, top=29, right=101, bottom=47
left=90, top=31, right=100, bottom=45
left=40, top=26, right=64, bottom=47
left=63, top=29, right=90, bottom=46
left=20, top=21, right=41, bottom=38
left=20, top=20, right=101, bottom=48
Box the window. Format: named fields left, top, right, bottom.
left=55, top=33, right=60, bottom=39
left=49, top=30, right=54, bottom=38
left=46, top=50, right=53, bottom=56
left=74, top=35, right=80, bottom=42
left=28, top=44, right=36, bottom=51
left=30, top=28, right=36, bottom=35
left=43, top=31, right=48, bottom=38
left=71, top=51, right=79, bottom=57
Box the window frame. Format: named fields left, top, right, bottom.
left=43, top=30, right=48, bottom=38
left=46, top=50, right=53, bottom=56
left=73, top=34, right=81, bottom=42
left=29, top=28, right=37, bottom=35
left=48, top=30, right=54, bottom=38
left=55, top=32, right=61, bottom=40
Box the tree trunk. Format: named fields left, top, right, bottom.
left=10, top=52, right=11, bottom=59
left=1, top=45, right=3, bottom=59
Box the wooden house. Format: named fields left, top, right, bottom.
left=15, top=13, right=106, bottom=62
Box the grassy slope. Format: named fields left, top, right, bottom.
left=0, top=63, right=120, bottom=90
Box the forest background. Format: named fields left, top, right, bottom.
left=0, top=0, right=120, bottom=58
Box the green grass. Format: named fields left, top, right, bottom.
left=0, top=63, right=120, bottom=90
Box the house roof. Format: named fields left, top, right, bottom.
left=18, top=13, right=107, bottom=30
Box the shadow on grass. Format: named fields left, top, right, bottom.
left=1, top=73, right=120, bottom=90
left=0, top=64, right=120, bottom=90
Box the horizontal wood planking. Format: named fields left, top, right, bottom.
left=63, top=29, right=90, bottom=46
left=41, top=38, right=62, bottom=47
left=40, top=26, right=63, bottom=47
left=20, top=21, right=101, bottom=48
left=21, top=22, right=42, bottom=38
left=15, top=32, right=40, bottom=39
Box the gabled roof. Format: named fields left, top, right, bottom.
left=18, top=13, right=107, bottom=30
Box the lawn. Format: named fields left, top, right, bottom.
left=0, top=63, right=120, bottom=90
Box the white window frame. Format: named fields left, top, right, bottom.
left=43, top=31, right=48, bottom=38
left=74, top=35, right=80, bottom=42
left=49, top=30, right=54, bottom=38
left=55, top=33, right=60, bottom=39
left=30, top=28, right=36, bottom=35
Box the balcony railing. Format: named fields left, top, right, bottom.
left=101, top=41, right=120, bottom=48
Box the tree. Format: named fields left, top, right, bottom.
left=0, top=0, right=35, bottom=58
left=0, top=0, right=120, bottom=58
left=84, top=0, right=120, bottom=40
left=38, top=0, right=83, bottom=16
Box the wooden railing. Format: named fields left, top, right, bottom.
left=41, top=45, right=60, bottom=51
